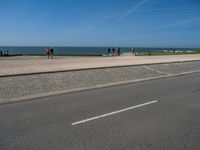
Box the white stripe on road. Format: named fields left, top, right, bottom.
left=72, top=100, right=158, bottom=126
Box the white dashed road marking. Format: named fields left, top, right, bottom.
left=72, top=100, right=158, bottom=126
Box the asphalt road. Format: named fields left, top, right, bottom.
left=0, top=73, right=200, bottom=150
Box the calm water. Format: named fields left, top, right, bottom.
left=0, top=46, right=196, bottom=56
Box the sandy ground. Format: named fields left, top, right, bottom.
left=0, top=54, right=200, bottom=76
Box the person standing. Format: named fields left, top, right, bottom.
left=46, top=48, right=50, bottom=59
left=132, top=48, right=136, bottom=55
left=107, top=47, right=111, bottom=55
left=3, top=51, right=6, bottom=56
left=50, top=48, right=54, bottom=59
left=112, top=48, right=116, bottom=55
left=117, top=48, right=121, bottom=56
left=6, top=51, right=9, bottom=56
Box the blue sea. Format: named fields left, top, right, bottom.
left=0, top=46, right=197, bottom=56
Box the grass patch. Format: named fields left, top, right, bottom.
left=135, top=51, right=198, bottom=56
left=196, top=48, right=200, bottom=53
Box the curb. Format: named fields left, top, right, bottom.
left=0, top=59, right=200, bottom=78
left=1, top=70, right=200, bottom=106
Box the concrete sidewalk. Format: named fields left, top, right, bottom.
left=0, top=54, right=200, bottom=77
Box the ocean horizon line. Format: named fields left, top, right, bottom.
left=0, top=46, right=198, bottom=49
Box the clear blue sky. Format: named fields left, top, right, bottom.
left=0, top=0, right=200, bottom=48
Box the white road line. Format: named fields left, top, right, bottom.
left=72, top=100, right=158, bottom=126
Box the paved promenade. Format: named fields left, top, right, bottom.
left=1, top=55, right=200, bottom=104
left=0, top=54, right=200, bottom=77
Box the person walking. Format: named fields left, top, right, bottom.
left=46, top=48, right=50, bottom=59
left=3, top=51, right=6, bottom=56
left=6, top=51, right=9, bottom=56
left=112, top=48, right=116, bottom=56
left=117, top=48, right=121, bottom=56
left=132, top=48, right=136, bottom=56
left=107, top=47, right=111, bottom=55
left=50, top=48, right=54, bottom=59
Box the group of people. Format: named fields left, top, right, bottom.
left=107, top=47, right=136, bottom=56
left=44, top=47, right=136, bottom=58
left=107, top=48, right=121, bottom=56
left=45, top=48, right=54, bottom=59
left=0, top=50, right=9, bottom=56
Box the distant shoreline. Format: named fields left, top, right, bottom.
left=1, top=51, right=199, bottom=58
left=26, top=53, right=103, bottom=56
left=0, top=46, right=197, bottom=56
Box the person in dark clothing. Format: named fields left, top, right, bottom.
left=132, top=48, right=136, bottom=55
left=50, top=48, right=54, bottom=59
left=0, top=50, right=3, bottom=56
left=107, top=48, right=111, bottom=55
left=112, top=48, right=115, bottom=55
left=117, top=48, right=121, bottom=56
